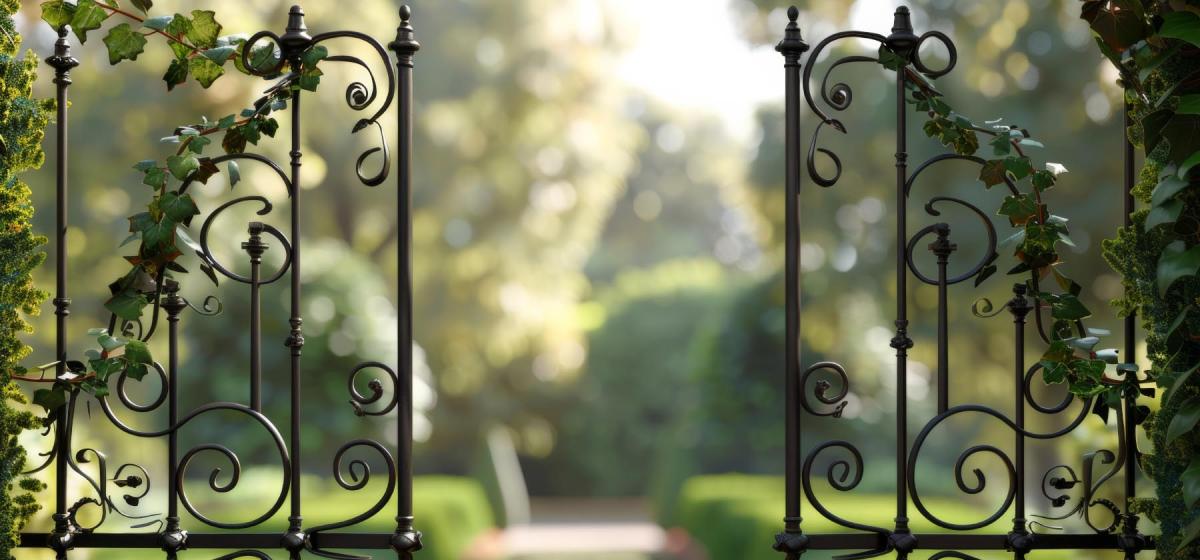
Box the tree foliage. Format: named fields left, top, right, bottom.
left=0, top=0, right=52, bottom=554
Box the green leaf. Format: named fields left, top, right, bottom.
left=1082, top=0, right=1148, bottom=52
left=104, top=290, right=149, bottom=321
left=979, top=159, right=1007, bottom=187
left=302, top=44, right=328, bottom=68
left=1179, top=94, right=1200, bottom=116
left=1183, top=455, right=1200, bottom=510
left=989, top=134, right=1012, bottom=156
left=124, top=340, right=153, bottom=365
left=123, top=363, right=149, bottom=382
left=186, top=135, right=212, bottom=154
left=1168, top=362, right=1200, bottom=407
left=130, top=0, right=153, bottom=13
left=1018, top=138, right=1044, bottom=148
left=40, top=1, right=75, bottom=31
left=159, top=192, right=199, bottom=223
left=1158, top=241, right=1200, bottom=295
left=189, top=56, right=224, bottom=88
left=163, top=58, right=188, bottom=90
left=166, top=154, right=200, bottom=180
left=187, top=9, right=222, bottom=49
left=298, top=66, right=323, bottom=92
left=102, top=23, right=149, bottom=65
left=999, top=194, right=1038, bottom=226
left=1031, top=170, right=1056, bottom=192
left=134, top=160, right=157, bottom=172
left=87, top=328, right=109, bottom=336
left=877, top=45, right=906, bottom=71
left=1146, top=198, right=1183, bottom=229
left=217, top=115, right=237, bottom=129
left=143, top=15, right=173, bottom=31
left=1051, top=294, right=1091, bottom=321
left=142, top=166, right=167, bottom=189
left=222, top=127, right=247, bottom=154
left=142, top=218, right=175, bottom=249
left=1181, top=151, right=1200, bottom=178
left=32, top=388, right=66, bottom=412
left=70, top=0, right=109, bottom=44
left=227, top=160, right=241, bottom=187
left=97, top=334, right=126, bottom=352
left=1159, top=113, right=1200, bottom=163
left=1160, top=10, right=1200, bottom=48
left=128, top=212, right=155, bottom=233
left=1152, top=174, right=1188, bottom=206
left=1004, top=156, right=1034, bottom=180
left=1168, top=397, right=1200, bottom=444
left=203, top=45, right=236, bottom=65
left=1179, top=515, right=1200, bottom=552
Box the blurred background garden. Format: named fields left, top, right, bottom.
left=11, top=0, right=1153, bottom=558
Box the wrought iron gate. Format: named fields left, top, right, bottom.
left=18, top=4, right=422, bottom=559
left=773, top=6, right=1154, bottom=560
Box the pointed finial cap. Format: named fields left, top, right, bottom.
left=390, top=5, right=421, bottom=58
left=280, top=4, right=312, bottom=54
left=885, top=6, right=918, bottom=55
left=775, top=5, right=809, bottom=58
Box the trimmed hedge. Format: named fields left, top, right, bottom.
left=414, top=475, right=496, bottom=560
left=675, top=475, right=1006, bottom=560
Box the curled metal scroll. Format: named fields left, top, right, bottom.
left=307, top=440, right=398, bottom=560
left=347, top=361, right=401, bottom=416
left=799, top=361, right=849, bottom=417
left=310, top=31, right=397, bottom=187
left=905, top=197, right=998, bottom=286
left=911, top=31, right=958, bottom=79
left=197, top=196, right=293, bottom=286
left=800, top=31, right=885, bottom=187
left=213, top=552, right=274, bottom=560
left=240, top=31, right=287, bottom=77
left=802, top=441, right=891, bottom=559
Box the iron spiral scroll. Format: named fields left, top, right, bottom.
left=19, top=4, right=424, bottom=559
left=776, top=5, right=1151, bottom=559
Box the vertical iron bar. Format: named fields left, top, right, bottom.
left=390, top=6, right=423, bottom=558
left=931, top=225, right=955, bottom=414
left=161, top=281, right=187, bottom=557
left=278, top=6, right=312, bottom=555
left=1118, top=98, right=1145, bottom=559
left=773, top=7, right=809, bottom=559
left=45, top=28, right=78, bottom=560
left=1007, top=284, right=1033, bottom=558
left=243, top=224, right=268, bottom=412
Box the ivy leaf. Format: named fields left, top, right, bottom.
left=32, top=388, right=66, bottom=412
left=163, top=58, right=189, bottom=90
left=227, top=160, right=241, bottom=187
left=142, top=218, right=176, bottom=249
left=187, top=10, right=222, bottom=49
left=298, top=66, right=323, bottom=92
left=1152, top=174, right=1188, bottom=206
left=166, top=154, right=200, bottom=180
left=989, top=134, right=1012, bottom=156
left=159, top=192, right=199, bottom=223
left=1179, top=94, right=1200, bottom=116
left=979, top=159, right=1008, bottom=187
left=1031, top=170, right=1056, bottom=192
left=133, top=160, right=157, bottom=172
left=130, top=0, right=153, bottom=13
left=124, top=340, right=153, bottom=365
left=877, top=45, right=906, bottom=71
left=302, top=44, right=328, bottom=68
left=999, top=194, right=1038, bottom=226
left=175, top=224, right=201, bottom=253
left=1160, top=10, right=1200, bottom=49
left=128, top=212, right=155, bottom=233
left=1004, top=156, right=1034, bottom=180
left=1157, top=241, right=1200, bottom=295
left=1145, top=198, right=1183, bottom=230
left=1051, top=294, right=1091, bottom=321
left=1081, top=0, right=1148, bottom=53
left=186, top=135, right=212, bottom=154
left=105, top=290, right=149, bottom=321
left=142, top=166, right=167, bottom=189
left=217, top=115, right=237, bottom=129
left=203, top=45, right=236, bottom=65
left=199, top=262, right=219, bottom=286
left=143, top=15, right=174, bottom=31
left=193, top=157, right=221, bottom=184
left=103, top=23, right=149, bottom=65
left=97, top=334, right=126, bottom=352
left=222, top=127, right=247, bottom=154
left=189, top=56, right=225, bottom=88
left=124, top=363, right=149, bottom=382
left=1167, top=398, right=1200, bottom=444
left=40, top=1, right=75, bottom=31
left=70, top=0, right=109, bottom=44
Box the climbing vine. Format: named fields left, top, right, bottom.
left=1080, top=0, right=1200, bottom=556
left=878, top=44, right=1127, bottom=407
left=23, top=2, right=330, bottom=419
left=0, top=0, right=53, bottom=555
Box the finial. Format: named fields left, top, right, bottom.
left=280, top=4, right=312, bottom=55
left=46, top=28, right=80, bottom=79
left=775, top=5, right=809, bottom=60
left=390, top=4, right=421, bottom=62
left=885, top=5, right=918, bottom=55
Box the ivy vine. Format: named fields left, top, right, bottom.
left=28, top=0, right=330, bottom=416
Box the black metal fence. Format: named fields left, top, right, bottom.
left=773, top=6, right=1154, bottom=560
left=18, top=4, right=421, bottom=559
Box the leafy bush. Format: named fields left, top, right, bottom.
left=414, top=475, right=496, bottom=560
left=0, top=0, right=51, bottom=555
